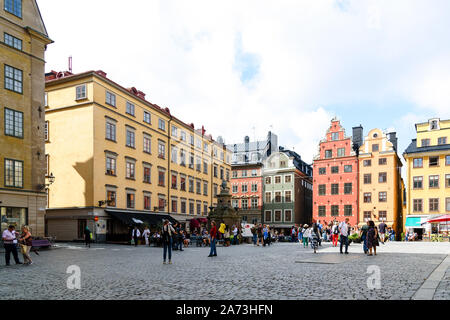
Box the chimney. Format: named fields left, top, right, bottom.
left=352, top=125, right=363, bottom=155
left=388, top=132, right=398, bottom=151
left=96, top=70, right=107, bottom=78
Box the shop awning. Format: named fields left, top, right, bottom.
left=427, top=215, right=450, bottom=223
left=405, top=216, right=423, bottom=228
left=106, top=210, right=178, bottom=226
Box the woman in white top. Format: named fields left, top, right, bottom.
left=142, top=227, right=151, bottom=246
left=302, top=225, right=310, bottom=248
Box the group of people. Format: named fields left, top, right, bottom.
left=288, top=219, right=390, bottom=256
left=2, top=225, right=35, bottom=266
left=250, top=224, right=273, bottom=246
left=159, top=219, right=222, bottom=264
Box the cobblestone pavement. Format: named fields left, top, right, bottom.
left=0, top=241, right=448, bottom=300
left=434, top=265, right=450, bottom=300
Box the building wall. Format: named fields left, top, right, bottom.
left=45, top=71, right=231, bottom=240
left=262, top=151, right=312, bottom=228
left=0, top=0, right=52, bottom=236
left=405, top=119, right=450, bottom=219
left=358, top=129, right=402, bottom=230
left=230, top=164, right=263, bottom=224
left=313, top=119, right=358, bottom=226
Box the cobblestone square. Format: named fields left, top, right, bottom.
left=1, top=242, right=449, bottom=300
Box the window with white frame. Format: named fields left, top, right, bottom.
left=143, top=135, right=151, bottom=154
left=126, top=128, right=135, bottom=148
left=158, top=118, right=165, bottom=131
left=143, top=111, right=151, bottom=124
left=126, top=102, right=135, bottom=116
left=105, top=91, right=116, bottom=107
left=76, top=84, right=87, bottom=100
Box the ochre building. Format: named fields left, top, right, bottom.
left=358, top=129, right=403, bottom=236
left=0, top=0, right=52, bottom=236
left=403, top=118, right=450, bottom=239
left=45, top=70, right=231, bottom=242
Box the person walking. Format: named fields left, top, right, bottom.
left=317, top=221, right=323, bottom=247
left=302, top=225, right=310, bottom=248
left=251, top=225, right=257, bottom=245
left=162, top=220, right=176, bottom=264
left=367, top=220, right=380, bottom=256
left=257, top=224, right=263, bottom=246
left=311, top=222, right=321, bottom=253
left=378, top=221, right=387, bottom=244
left=360, top=221, right=369, bottom=254
left=298, top=224, right=303, bottom=242
left=339, top=218, right=350, bottom=254
left=219, top=222, right=226, bottom=241
left=142, top=226, right=151, bottom=246
left=267, top=225, right=272, bottom=246
left=19, top=226, right=33, bottom=265
left=232, top=225, right=239, bottom=245
left=208, top=221, right=218, bottom=257
left=84, top=226, right=92, bottom=248
left=263, top=225, right=269, bottom=247
left=331, top=223, right=339, bottom=247
left=2, top=225, right=22, bottom=266
left=291, top=226, right=297, bottom=242
left=131, top=226, right=141, bottom=247
left=176, top=225, right=184, bottom=252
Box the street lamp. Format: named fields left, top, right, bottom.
left=38, top=173, right=55, bottom=190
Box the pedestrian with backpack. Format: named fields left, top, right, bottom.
left=84, top=226, right=92, bottom=248
left=302, top=225, right=310, bottom=248
left=162, top=220, right=176, bottom=264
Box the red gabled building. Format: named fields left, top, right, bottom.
left=312, top=118, right=361, bottom=226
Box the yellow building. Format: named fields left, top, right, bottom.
left=0, top=0, right=52, bottom=236
left=403, top=118, right=450, bottom=239
left=358, top=129, right=403, bottom=236
left=45, top=70, right=231, bottom=242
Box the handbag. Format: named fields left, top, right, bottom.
left=20, top=244, right=27, bottom=254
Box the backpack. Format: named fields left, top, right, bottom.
left=162, top=226, right=171, bottom=242
left=333, top=226, right=339, bottom=235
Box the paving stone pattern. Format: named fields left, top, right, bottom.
left=0, top=242, right=448, bottom=300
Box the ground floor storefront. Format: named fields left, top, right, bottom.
left=0, top=189, right=46, bottom=237
left=46, top=207, right=180, bottom=243
left=405, top=214, right=450, bottom=241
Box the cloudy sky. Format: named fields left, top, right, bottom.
left=38, top=0, right=450, bottom=164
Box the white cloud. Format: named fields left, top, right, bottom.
left=38, top=0, right=450, bottom=163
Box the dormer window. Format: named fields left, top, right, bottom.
left=430, top=119, right=439, bottom=131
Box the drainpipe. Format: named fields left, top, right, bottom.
left=167, top=117, right=172, bottom=219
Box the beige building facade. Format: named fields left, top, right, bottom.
left=0, top=0, right=52, bottom=236
left=358, top=129, right=403, bottom=236
left=45, top=70, right=231, bottom=242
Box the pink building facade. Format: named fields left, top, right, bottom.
left=230, top=163, right=263, bottom=225
left=312, top=119, right=359, bottom=226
